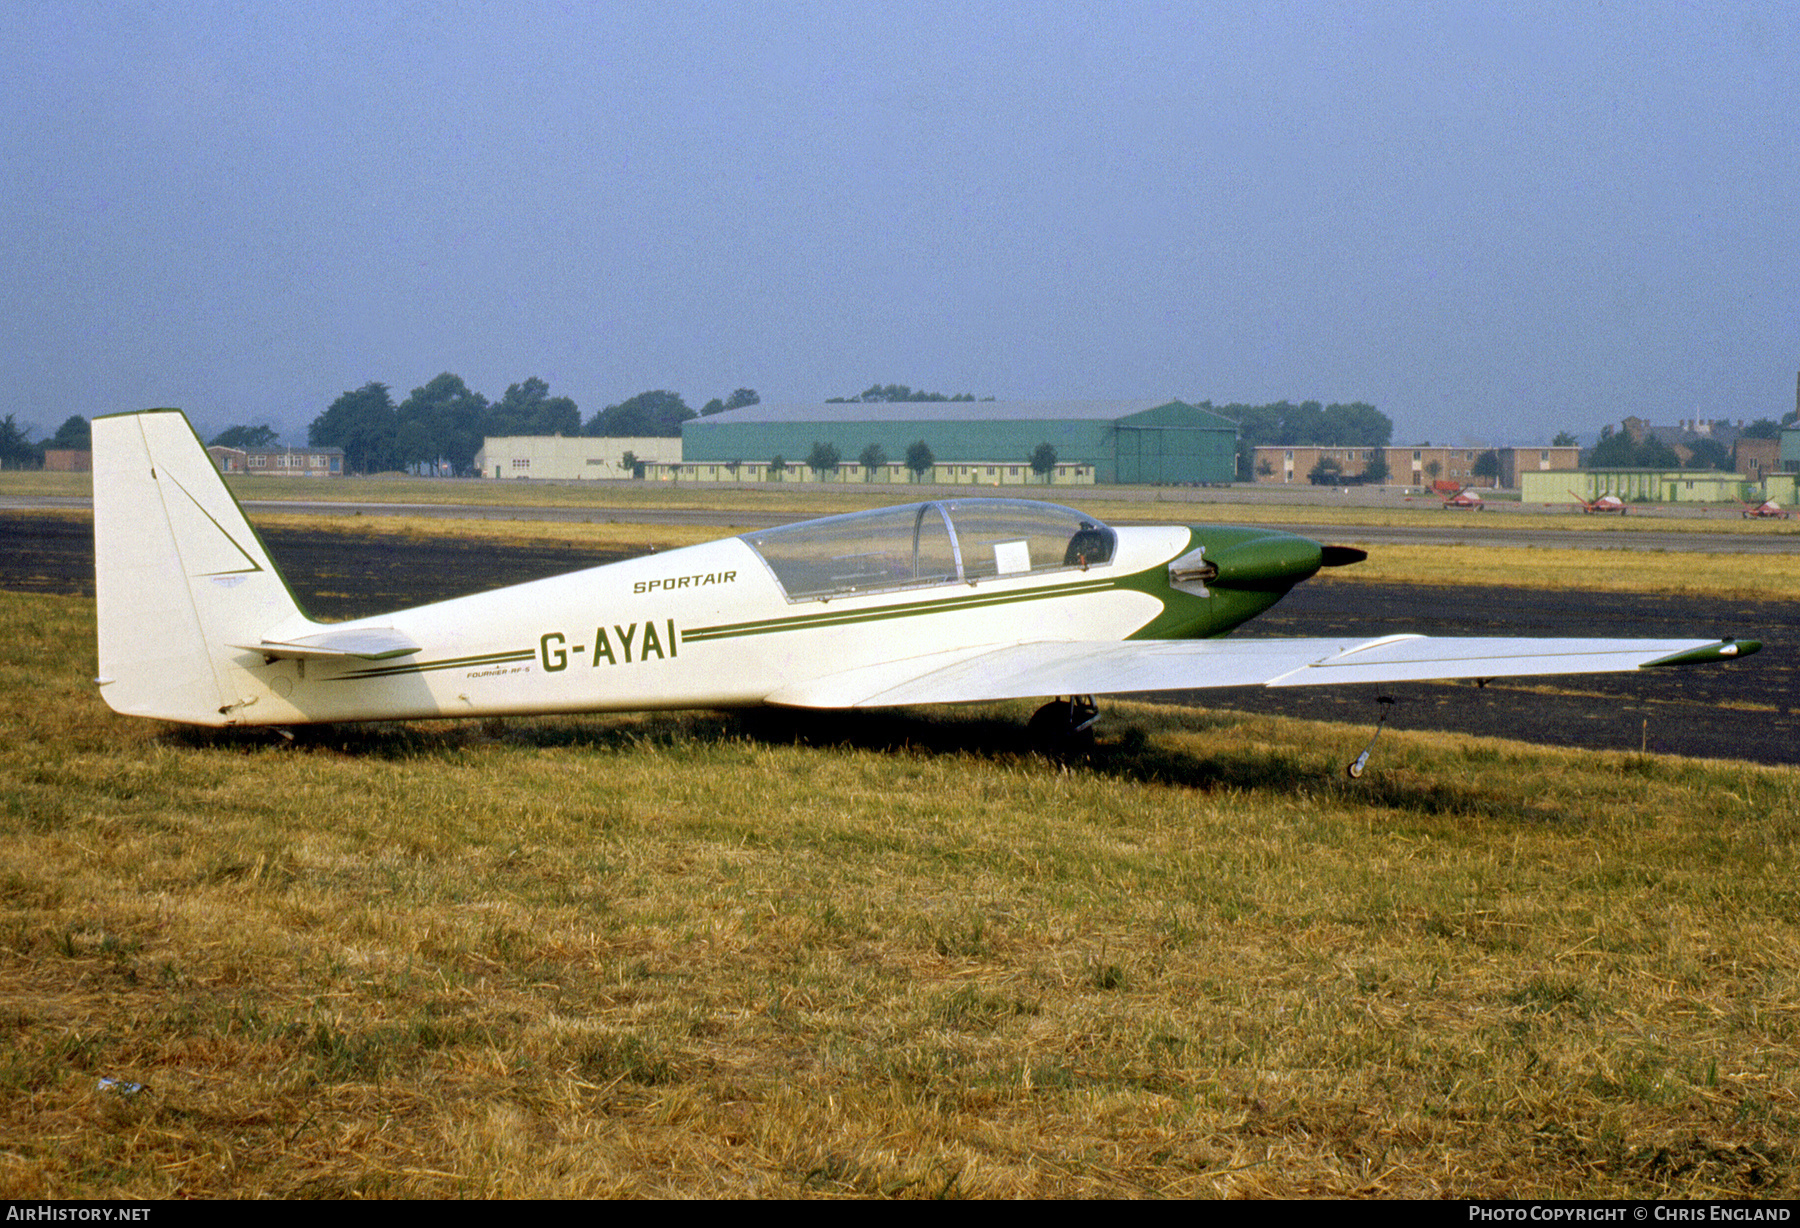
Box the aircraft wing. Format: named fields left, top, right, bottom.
left=764, top=636, right=1756, bottom=709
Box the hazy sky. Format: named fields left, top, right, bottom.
left=5, top=2, right=1796, bottom=446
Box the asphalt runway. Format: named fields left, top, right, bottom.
left=1173, top=576, right=1796, bottom=767
left=7, top=512, right=1792, bottom=766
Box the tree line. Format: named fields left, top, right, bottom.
left=824, top=384, right=994, bottom=404
left=19, top=392, right=1785, bottom=480
left=1582, top=420, right=1784, bottom=471
left=1222, top=400, right=1393, bottom=481
left=299, top=377, right=767, bottom=475
left=0, top=414, right=90, bottom=468
left=1, top=380, right=1042, bottom=474
left=303, top=379, right=1011, bottom=474
left=0, top=393, right=1384, bottom=479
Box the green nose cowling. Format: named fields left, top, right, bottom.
left=1131, top=527, right=1361, bottom=641
left=1205, top=531, right=1327, bottom=591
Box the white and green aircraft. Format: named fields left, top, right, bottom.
left=94, top=409, right=1757, bottom=749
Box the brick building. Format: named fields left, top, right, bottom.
left=1252, top=445, right=1576, bottom=488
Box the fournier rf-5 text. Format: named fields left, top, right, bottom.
left=94, top=410, right=1759, bottom=770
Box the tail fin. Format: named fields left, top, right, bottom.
left=93, top=409, right=309, bottom=725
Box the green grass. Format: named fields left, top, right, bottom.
left=2, top=589, right=1798, bottom=1197
left=0, top=471, right=91, bottom=499
left=1329, top=541, right=1800, bottom=599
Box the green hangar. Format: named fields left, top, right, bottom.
left=676, top=400, right=1239, bottom=485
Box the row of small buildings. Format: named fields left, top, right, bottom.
left=1251, top=444, right=1582, bottom=488
left=476, top=400, right=1241, bottom=486
left=45, top=442, right=348, bottom=476
left=182, top=400, right=1242, bottom=487
left=1253, top=430, right=1795, bottom=497
left=208, top=444, right=344, bottom=476
left=185, top=399, right=1800, bottom=504
left=1525, top=467, right=1800, bottom=506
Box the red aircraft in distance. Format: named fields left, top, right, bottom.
left=1441, top=488, right=1484, bottom=510
left=1571, top=490, right=1629, bottom=515
left=1741, top=499, right=1791, bottom=520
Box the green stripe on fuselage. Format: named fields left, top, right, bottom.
left=332, top=648, right=536, bottom=681
left=683, top=576, right=1117, bottom=642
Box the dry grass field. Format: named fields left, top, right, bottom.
left=3, top=585, right=1798, bottom=1198
left=234, top=477, right=1800, bottom=542
left=16, top=466, right=1800, bottom=541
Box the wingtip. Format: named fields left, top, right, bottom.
left=1643, top=639, right=1762, bottom=668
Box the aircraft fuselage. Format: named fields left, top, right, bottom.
left=226, top=522, right=1320, bottom=725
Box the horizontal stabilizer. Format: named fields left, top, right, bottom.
left=237, top=627, right=423, bottom=661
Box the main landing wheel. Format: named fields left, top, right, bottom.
left=1029, top=696, right=1099, bottom=755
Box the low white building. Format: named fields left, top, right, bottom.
left=643, top=458, right=1095, bottom=485
left=473, top=436, right=682, bottom=480
left=208, top=444, right=345, bottom=476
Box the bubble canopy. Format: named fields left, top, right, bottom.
left=741, top=499, right=1118, bottom=602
